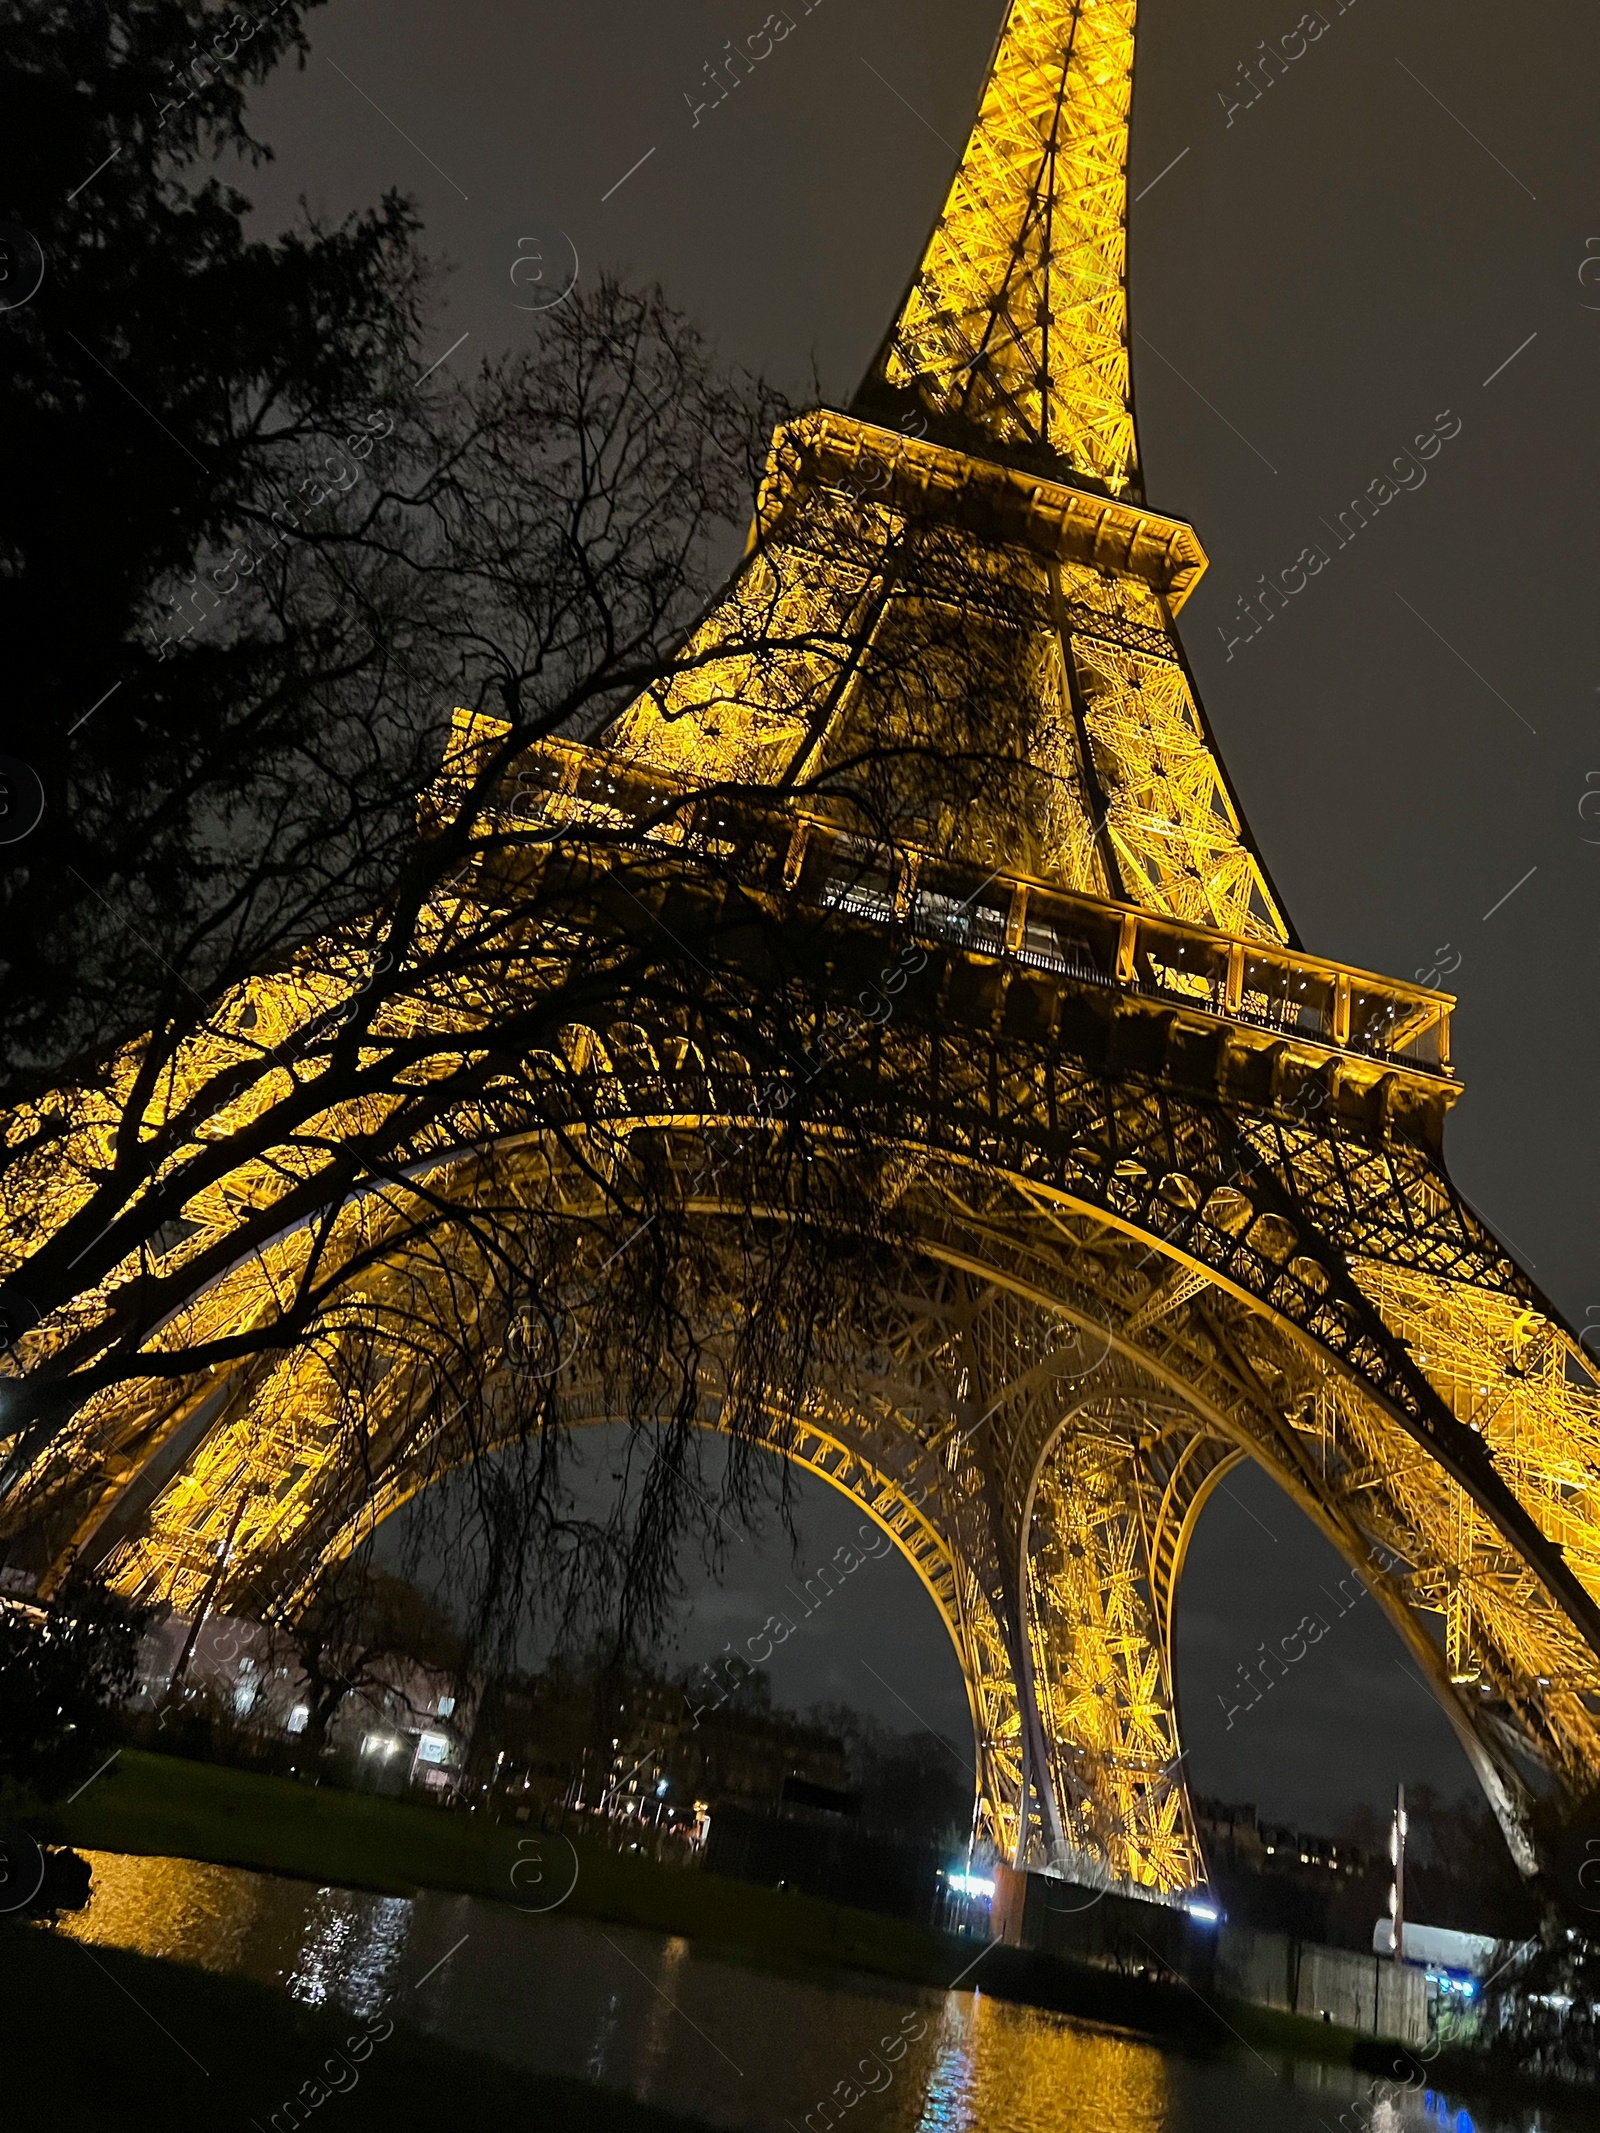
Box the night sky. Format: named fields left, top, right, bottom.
left=281, top=0, right=1600, bottom=1837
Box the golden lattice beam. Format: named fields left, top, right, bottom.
left=871, top=0, right=1140, bottom=495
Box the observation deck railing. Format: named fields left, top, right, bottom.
left=468, top=738, right=1454, bottom=1088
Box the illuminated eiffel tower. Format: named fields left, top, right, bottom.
left=8, top=0, right=1600, bottom=1894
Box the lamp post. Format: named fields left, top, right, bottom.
left=1388, top=1782, right=1407, bottom=1963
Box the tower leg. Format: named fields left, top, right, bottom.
left=1023, top=1404, right=1213, bottom=1894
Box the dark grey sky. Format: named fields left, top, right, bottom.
left=277, top=0, right=1600, bottom=1833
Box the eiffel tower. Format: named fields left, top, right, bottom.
left=8, top=0, right=1600, bottom=1895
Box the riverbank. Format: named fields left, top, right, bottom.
left=36, top=1749, right=1585, bottom=2114
left=41, top=1751, right=1305, bottom=2050
left=44, top=1747, right=962, bottom=1988
left=3, top=1919, right=716, bottom=2133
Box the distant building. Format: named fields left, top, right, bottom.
left=1194, top=1796, right=1377, bottom=1882
left=1373, top=1917, right=1497, bottom=1978
left=127, top=1611, right=471, bottom=1794
left=1192, top=1795, right=1387, bottom=1949
left=474, top=1660, right=851, bottom=1841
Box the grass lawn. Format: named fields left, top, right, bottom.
left=4, top=1919, right=714, bottom=2133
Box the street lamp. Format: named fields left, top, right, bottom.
left=1388, top=1783, right=1408, bottom=1963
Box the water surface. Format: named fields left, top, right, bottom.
left=58, top=1851, right=1576, bottom=2133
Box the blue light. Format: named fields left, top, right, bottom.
left=1186, top=1901, right=1220, bottom=1925
left=1426, top=1967, right=1478, bottom=1999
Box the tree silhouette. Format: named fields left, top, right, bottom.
left=266, top=1561, right=465, bottom=1758
left=0, top=1576, right=149, bottom=1800
left=0, top=28, right=1048, bottom=1672
left=0, top=0, right=433, bottom=1093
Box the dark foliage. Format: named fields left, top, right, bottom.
left=0, top=0, right=432, bottom=1092
left=30, top=1843, right=94, bottom=1917
left=0, top=1576, right=149, bottom=1799
left=1400, top=1781, right=1539, bottom=1941
left=811, top=1701, right=974, bottom=1849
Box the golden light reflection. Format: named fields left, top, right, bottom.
left=56, top=1849, right=267, bottom=1970
left=57, top=1849, right=410, bottom=2017
left=914, top=1990, right=1169, bottom=2133
left=47, top=1855, right=1483, bottom=2133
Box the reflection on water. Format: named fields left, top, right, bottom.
left=915, top=1992, right=1169, bottom=2133
left=59, top=1851, right=410, bottom=2018
left=57, top=1851, right=1580, bottom=2133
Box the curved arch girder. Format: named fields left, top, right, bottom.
left=11, top=1105, right=1600, bottom=1882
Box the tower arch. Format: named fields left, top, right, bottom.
left=12, top=1121, right=1591, bottom=1884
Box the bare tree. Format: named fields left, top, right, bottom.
left=0, top=275, right=1049, bottom=1663
left=264, top=1560, right=466, bottom=1759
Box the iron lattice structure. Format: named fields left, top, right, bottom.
left=5, top=0, right=1600, bottom=1897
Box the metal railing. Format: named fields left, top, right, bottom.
left=489, top=742, right=1454, bottom=1084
